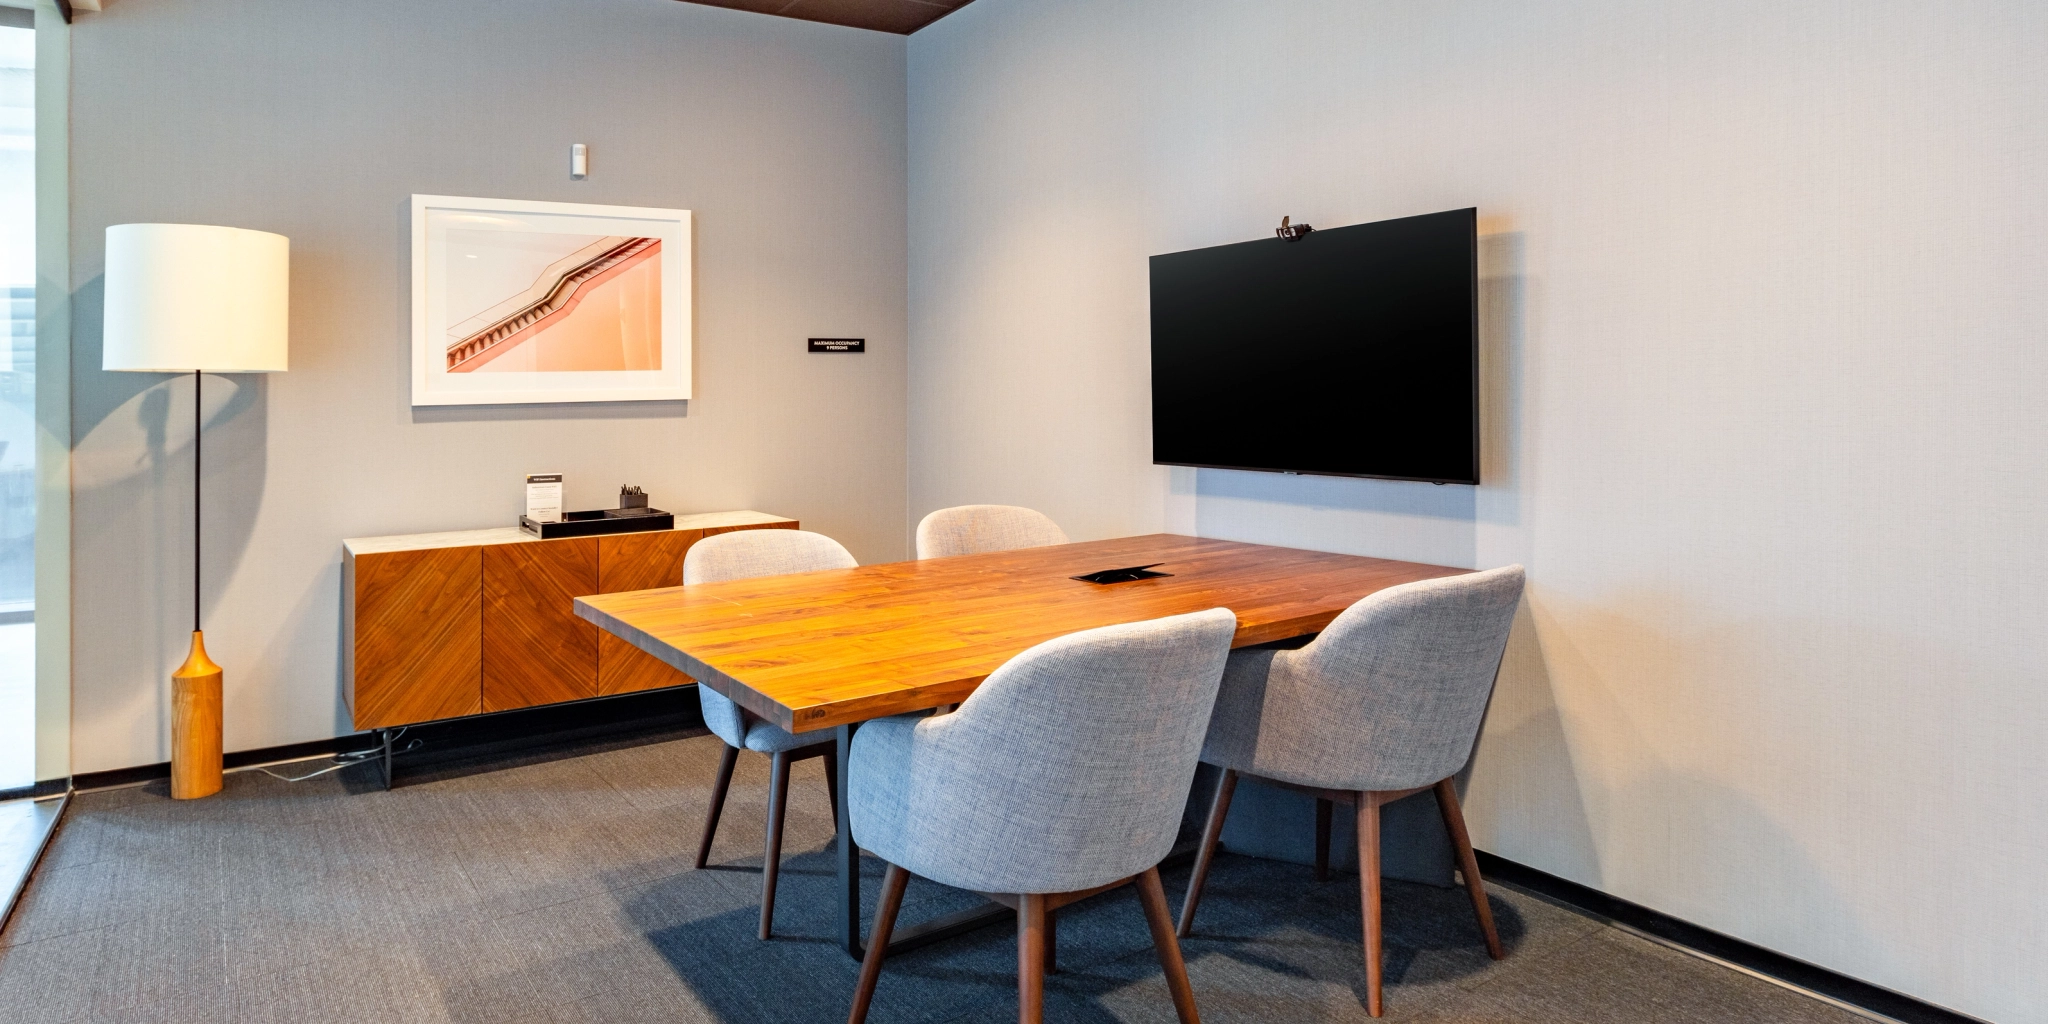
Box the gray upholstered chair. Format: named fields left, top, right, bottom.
left=915, top=504, right=1069, bottom=559
left=685, top=528, right=859, bottom=940
left=1176, top=566, right=1526, bottom=1017
left=844, top=608, right=1239, bottom=1024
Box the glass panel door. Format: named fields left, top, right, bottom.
left=0, top=16, right=31, bottom=792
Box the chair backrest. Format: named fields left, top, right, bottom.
left=683, top=529, right=858, bottom=747
left=1207, top=566, right=1524, bottom=792
left=915, top=504, right=1068, bottom=559
left=884, top=608, right=1237, bottom=893
left=683, top=528, right=857, bottom=585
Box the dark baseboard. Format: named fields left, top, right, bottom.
left=72, top=736, right=360, bottom=792
left=69, top=761, right=174, bottom=792
left=1475, top=851, right=1987, bottom=1024
left=0, top=778, right=69, bottom=802
left=362, top=685, right=708, bottom=788
left=71, top=685, right=709, bottom=793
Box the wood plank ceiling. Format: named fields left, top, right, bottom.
left=677, top=0, right=975, bottom=35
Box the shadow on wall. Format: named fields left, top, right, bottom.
left=1177, top=224, right=1901, bottom=1000
left=1477, top=229, right=1524, bottom=528
left=1469, top=587, right=1894, bottom=994
left=410, top=400, right=691, bottom=424
left=1197, top=465, right=1478, bottom=520
left=1188, top=229, right=1571, bottom=890
left=1464, top=598, right=1599, bottom=880
left=70, top=274, right=271, bottom=765
left=1187, top=229, right=1525, bottom=571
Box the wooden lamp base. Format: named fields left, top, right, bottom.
left=171, top=629, right=224, bottom=799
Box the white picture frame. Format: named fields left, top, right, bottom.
left=410, top=194, right=692, bottom=406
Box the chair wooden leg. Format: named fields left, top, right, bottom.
left=823, top=747, right=841, bottom=831
left=1019, top=893, right=1047, bottom=1024
left=1137, top=867, right=1203, bottom=1024
left=1045, top=907, right=1058, bottom=973
left=1357, top=792, right=1384, bottom=1017
left=847, top=863, right=910, bottom=1024
left=1434, top=778, right=1504, bottom=960
left=695, top=743, right=739, bottom=869
left=1177, top=768, right=1238, bottom=936
left=759, top=751, right=792, bottom=940
left=1315, top=798, right=1334, bottom=882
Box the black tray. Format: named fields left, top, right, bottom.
left=520, top=507, right=675, bottom=539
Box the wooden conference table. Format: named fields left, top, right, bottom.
left=575, top=533, right=1467, bottom=958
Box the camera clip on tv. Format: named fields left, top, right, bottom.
left=1276, top=215, right=1314, bottom=241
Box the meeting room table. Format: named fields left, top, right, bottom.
left=575, top=533, right=1468, bottom=959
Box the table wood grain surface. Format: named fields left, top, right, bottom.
left=574, top=534, right=1469, bottom=734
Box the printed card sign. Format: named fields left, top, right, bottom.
left=524, top=474, right=564, bottom=523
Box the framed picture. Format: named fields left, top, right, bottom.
left=410, top=194, right=692, bottom=406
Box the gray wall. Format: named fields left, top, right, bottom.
left=69, top=0, right=909, bottom=772
left=907, top=2, right=2048, bottom=1021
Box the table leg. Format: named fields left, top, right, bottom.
left=837, top=723, right=863, bottom=957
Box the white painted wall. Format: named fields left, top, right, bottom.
left=69, top=0, right=909, bottom=774
left=908, top=2, right=2048, bottom=1020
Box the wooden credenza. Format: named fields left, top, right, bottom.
left=343, top=510, right=796, bottom=730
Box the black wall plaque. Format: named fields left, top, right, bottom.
left=808, top=338, right=866, bottom=353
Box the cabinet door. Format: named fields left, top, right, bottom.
left=352, top=546, right=482, bottom=729
left=596, top=529, right=703, bottom=695
left=483, top=538, right=599, bottom=712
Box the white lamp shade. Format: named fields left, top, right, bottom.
left=102, top=223, right=290, bottom=373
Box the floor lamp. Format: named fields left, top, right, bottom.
left=102, top=223, right=290, bottom=800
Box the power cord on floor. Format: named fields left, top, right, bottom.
left=253, top=727, right=422, bottom=783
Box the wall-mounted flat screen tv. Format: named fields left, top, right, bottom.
left=1150, top=207, right=1478, bottom=484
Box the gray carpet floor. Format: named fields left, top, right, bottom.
left=0, top=732, right=1868, bottom=1024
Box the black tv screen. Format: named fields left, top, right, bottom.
left=1150, top=207, right=1478, bottom=484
